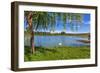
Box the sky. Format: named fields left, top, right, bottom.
left=24, top=13, right=90, bottom=33
left=54, top=14, right=90, bottom=33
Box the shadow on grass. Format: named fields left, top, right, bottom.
left=36, top=46, right=57, bottom=53
left=24, top=46, right=57, bottom=55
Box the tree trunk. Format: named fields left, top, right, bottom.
left=30, top=31, right=34, bottom=54
left=27, top=12, right=35, bottom=54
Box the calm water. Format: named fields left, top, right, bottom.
left=33, top=36, right=89, bottom=47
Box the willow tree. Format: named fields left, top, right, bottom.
left=25, top=12, right=34, bottom=54
left=24, top=11, right=82, bottom=54
left=25, top=11, right=50, bottom=54
left=67, top=13, right=82, bottom=31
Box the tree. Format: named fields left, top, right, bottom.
left=24, top=11, right=82, bottom=54
left=25, top=12, right=34, bottom=54
left=25, top=11, right=51, bottom=54
left=68, top=13, right=82, bottom=31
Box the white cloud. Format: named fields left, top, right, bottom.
left=82, top=21, right=90, bottom=24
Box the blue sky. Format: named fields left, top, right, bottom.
left=54, top=14, right=90, bottom=33
left=24, top=13, right=90, bottom=33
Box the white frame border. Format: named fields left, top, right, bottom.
left=18, top=5, right=96, bottom=68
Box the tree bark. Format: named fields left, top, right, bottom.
left=30, top=31, right=34, bottom=54
left=27, top=12, right=35, bottom=54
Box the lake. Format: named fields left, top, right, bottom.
left=24, top=36, right=90, bottom=47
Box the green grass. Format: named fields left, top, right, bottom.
left=24, top=46, right=90, bottom=61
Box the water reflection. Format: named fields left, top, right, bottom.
left=33, top=36, right=89, bottom=47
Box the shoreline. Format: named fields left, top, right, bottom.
left=77, top=40, right=90, bottom=43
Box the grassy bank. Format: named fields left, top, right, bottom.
left=24, top=46, right=90, bottom=61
